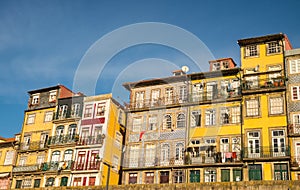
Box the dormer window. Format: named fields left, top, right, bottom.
left=222, top=61, right=229, bottom=69
left=212, top=62, right=220, bottom=71
left=49, top=90, right=57, bottom=102
left=32, top=94, right=39, bottom=105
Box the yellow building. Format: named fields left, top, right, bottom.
left=187, top=58, right=243, bottom=183
left=0, top=136, right=17, bottom=189
left=238, top=33, right=292, bottom=181
left=71, top=93, right=125, bottom=187
left=11, top=85, right=73, bottom=189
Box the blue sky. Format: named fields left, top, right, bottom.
left=0, top=0, right=300, bottom=137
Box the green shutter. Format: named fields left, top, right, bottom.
left=249, top=164, right=262, bottom=180
left=34, top=179, right=41, bottom=188
left=221, top=169, right=230, bottom=182
left=233, top=169, right=242, bottom=181
left=60, top=177, right=68, bottom=186
left=190, top=170, right=200, bottom=183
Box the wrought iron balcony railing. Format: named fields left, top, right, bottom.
left=12, top=164, right=39, bottom=173
left=40, top=160, right=73, bottom=171
left=242, top=76, right=285, bottom=91
left=76, top=135, right=105, bottom=146
left=18, top=141, right=47, bottom=151
left=189, top=152, right=241, bottom=164
left=72, top=161, right=101, bottom=171
left=243, top=146, right=290, bottom=159
left=48, top=135, right=77, bottom=146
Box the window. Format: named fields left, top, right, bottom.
left=145, top=172, right=154, bottom=184
left=161, top=144, right=170, bottom=164
left=129, top=173, right=138, bottom=184
left=27, top=114, right=35, bottom=124
left=44, top=111, right=53, bottom=122
left=45, top=177, right=55, bottom=187
left=23, top=135, right=31, bottom=150
left=192, top=82, right=204, bottom=101
left=56, top=125, right=64, bottom=136
left=115, top=131, right=122, bottom=149
left=49, top=90, right=57, bottom=102
left=207, top=82, right=218, bottom=100
left=212, top=62, right=220, bottom=71
left=204, top=169, right=216, bottom=182
left=145, top=144, right=156, bottom=166
left=68, top=124, right=77, bottom=139
left=220, top=108, right=230, bottom=124
left=293, top=114, right=300, bottom=128
left=151, top=89, right=160, bottom=106
left=268, top=65, right=282, bottom=80
left=37, top=155, right=45, bottom=165
left=270, top=97, right=284, bottom=115
left=220, top=138, right=229, bottom=161
left=191, top=111, right=201, bottom=127
left=232, top=137, right=241, bottom=156
left=247, top=132, right=260, bottom=158
left=267, top=41, right=281, bottom=54
left=135, top=91, right=145, bottom=108
left=33, top=179, right=41, bottom=188
left=112, top=155, right=119, bottom=171
left=58, top=105, right=68, bottom=119
left=4, top=150, right=14, bottom=165
left=64, top=149, right=73, bottom=161
left=148, top=116, right=157, bottom=130
left=272, top=130, right=286, bottom=156
left=221, top=169, right=230, bottom=182
left=175, top=143, right=184, bottom=160
left=274, top=163, right=288, bottom=180
left=205, top=109, right=216, bottom=126
left=22, top=178, right=32, bottom=188
left=96, top=103, right=105, bottom=116
left=245, top=45, right=258, bottom=57
left=165, top=87, right=174, bottom=104
left=84, top=104, right=93, bottom=118
left=292, top=86, right=300, bottom=100
left=129, top=145, right=139, bottom=167
left=163, top=114, right=172, bottom=129
left=222, top=61, right=229, bottom=69
left=231, top=106, right=241, bottom=124
left=190, top=170, right=200, bottom=183
left=246, top=98, right=260, bottom=117
left=60, top=177, right=68, bottom=186
left=244, top=69, right=259, bottom=89
left=15, top=180, right=22, bottom=189
left=290, top=59, right=300, bottom=74
left=176, top=113, right=185, bottom=128
left=174, top=170, right=184, bottom=183
left=233, top=169, right=243, bottom=181
left=19, top=156, right=27, bottom=166
left=89, top=177, right=96, bottom=186
left=132, top=117, right=142, bottom=132
left=31, top=94, right=39, bottom=105
left=51, top=151, right=60, bottom=162
left=71, top=103, right=81, bottom=117
left=160, top=171, right=169, bottom=184
left=118, top=110, right=124, bottom=124
left=249, top=164, right=262, bottom=181
left=179, top=86, right=187, bottom=103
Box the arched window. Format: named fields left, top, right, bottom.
left=161, top=144, right=170, bottom=163
left=51, top=151, right=60, bottom=162
left=175, top=143, right=184, bottom=160
left=56, top=125, right=64, bottom=136
left=177, top=113, right=186, bottom=128
left=64, top=149, right=73, bottom=161
left=68, top=124, right=77, bottom=139
left=45, top=177, right=55, bottom=187
left=163, top=115, right=172, bottom=129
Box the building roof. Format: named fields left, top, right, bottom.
left=237, top=33, right=285, bottom=46
left=27, top=84, right=73, bottom=95
left=285, top=48, right=300, bottom=57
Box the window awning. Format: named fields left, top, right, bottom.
left=0, top=173, right=10, bottom=178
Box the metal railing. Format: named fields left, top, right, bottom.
left=72, top=161, right=101, bottom=171
left=12, top=164, right=39, bottom=173
left=243, top=146, right=290, bottom=159
left=76, top=135, right=105, bottom=146
left=242, top=76, right=285, bottom=91
left=190, top=152, right=241, bottom=164
left=48, top=135, right=77, bottom=145
left=40, top=160, right=73, bottom=171
left=18, top=141, right=47, bottom=151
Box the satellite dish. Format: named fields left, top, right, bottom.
left=181, top=66, right=189, bottom=73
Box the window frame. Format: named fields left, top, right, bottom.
left=26, top=114, right=36, bottom=124
left=245, top=98, right=260, bottom=117
left=269, top=96, right=284, bottom=115
left=266, top=41, right=282, bottom=55
left=245, top=45, right=259, bottom=57
left=290, top=59, right=300, bottom=74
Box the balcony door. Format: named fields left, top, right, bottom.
left=272, top=130, right=286, bottom=157
left=247, top=132, right=260, bottom=158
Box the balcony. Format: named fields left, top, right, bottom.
left=72, top=161, right=101, bottom=171
left=243, top=146, right=290, bottom=160
left=123, top=157, right=185, bottom=168
left=288, top=124, right=300, bottom=137
left=190, top=152, right=241, bottom=165
left=12, top=164, right=39, bottom=173
left=40, top=160, right=73, bottom=171
left=18, top=141, right=47, bottom=152
left=242, top=76, right=285, bottom=94
left=76, top=135, right=105, bottom=146
left=48, top=135, right=77, bottom=146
